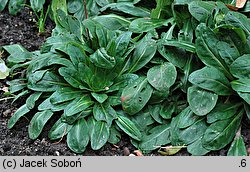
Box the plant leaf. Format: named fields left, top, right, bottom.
left=67, top=118, right=89, bottom=153
left=121, top=77, right=153, bottom=115
left=8, top=104, right=30, bottom=129
left=49, top=118, right=73, bottom=140
left=207, top=103, right=241, bottom=124
left=0, top=0, right=8, bottom=11
left=127, top=35, right=157, bottom=73
left=64, top=95, right=94, bottom=120
left=4, top=44, right=31, bottom=63
left=230, top=54, right=250, bottom=79
left=28, top=110, right=54, bottom=139
left=0, top=59, right=10, bottom=79
left=91, top=121, right=110, bottom=150
left=116, top=115, right=142, bottom=141
left=26, top=92, right=42, bottom=109
left=91, top=93, right=108, bottom=104
left=231, top=79, right=250, bottom=93
left=93, top=102, right=117, bottom=126
left=227, top=135, right=248, bottom=156
left=202, top=110, right=243, bottom=151
left=30, top=0, right=45, bottom=12
left=139, top=124, right=171, bottom=151
left=108, top=126, right=121, bottom=144
left=189, top=66, right=232, bottom=95
left=90, top=48, right=116, bottom=69
left=187, top=137, right=210, bottom=156
left=147, top=62, right=177, bottom=92
left=188, top=86, right=218, bottom=116
left=195, top=24, right=233, bottom=80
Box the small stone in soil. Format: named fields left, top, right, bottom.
left=123, top=147, right=130, bottom=156
left=3, top=109, right=11, bottom=117
left=55, top=151, right=60, bottom=156
left=248, top=148, right=250, bottom=156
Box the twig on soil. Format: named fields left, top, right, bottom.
left=0, top=97, right=15, bottom=102
left=53, top=127, right=67, bottom=145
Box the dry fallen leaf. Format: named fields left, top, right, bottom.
left=1, top=86, right=9, bottom=93
left=134, top=150, right=143, bottom=156
left=236, top=0, right=247, bottom=8
left=158, top=145, right=187, bottom=156
left=225, top=4, right=239, bottom=11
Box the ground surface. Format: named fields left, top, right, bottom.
left=0, top=8, right=249, bottom=156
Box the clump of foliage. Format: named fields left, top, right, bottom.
left=2, top=0, right=250, bottom=155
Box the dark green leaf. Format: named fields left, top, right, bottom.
left=116, top=115, right=142, bottom=141
left=188, top=1, right=216, bottom=22
left=30, top=0, right=45, bottom=12
left=28, top=110, right=54, bottom=139
left=147, top=62, right=177, bottom=92
left=92, top=14, right=130, bottom=30
left=49, top=118, right=73, bottom=140
left=227, top=135, right=248, bottom=156
left=160, top=102, right=176, bottom=120
left=131, top=110, right=155, bottom=132
left=202, top=110, right=243, bottom=151
left=230, top=54, right=250, bottom=79
left=91, top=121, right=110, bottom=150
left=178, top=106, right=200, bottom=129
left=187, top=137, right=210, bottom=156
left=0, top=0, right=8, bottom=11
left=139, top=124, right=171, bottom=151
left=151, top=0, right=171, bottom=19
left=59, top=67, right=86, bottom=89
left=66, top=44, right=86, bottom=67
left=50, top=87, right=83, bottom=104
left=189, top=66, right=232, bottom=95
left=67, top=118, right=89, bottom=153
left=127, top=35, right=157, bottom=73
left=244, top=103, right=250, bottom=121
left=148, top=105, right=163, bottom=124
left=64, top=95, right=94, bottom=119
left=224, top=11, right=250, bottom=35
left=4, top=44, right=31, bottom=63
left=231, top=79, right=250, bottom=93
left=207, top=103, right=241, bottom=124
left=178, top=118, right=208, bottom=145
left=108, top=126, right=121, bottom=144
left=129, top=18, right=173, bottom=33
left=195, top=24, right=233, bottom=80
left=162, top=40, right=196, bottom=53
left=121, top=77, right=153, bottom=115
left=237, top=92, right=250, bottom=105
left=188, top=86, right=218, bottom=116
left=115, top=31, right=132, bottom=57
left=91, top=93, right=108, bottom=104
left=8, top=0, right=25, bottom=15
left=8, top=105, right=30, bottom=129
left=26, top=92, right=42, bottom=109
left=28, top=71, right=68, bottom=92
left=7, top=79, right=27, bottom=93
left=90, top=48, right=116, bottom=69
left=93, top=102, right=117, bottom=126
left=101, top=3, right=150, bottom=17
